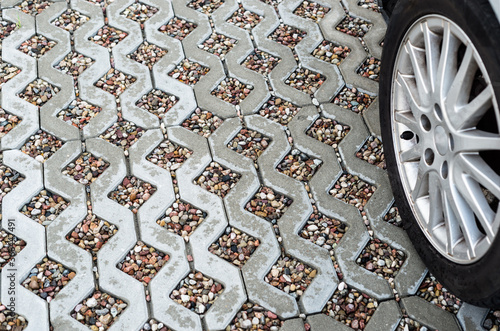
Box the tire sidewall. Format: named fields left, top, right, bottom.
left=380, top=0, right=500, bottom=305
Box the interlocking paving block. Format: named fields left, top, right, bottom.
left=402, top=296, right=461, bottom=331
left=456, top=303, right=489, bottom=331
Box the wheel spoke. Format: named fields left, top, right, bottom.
left=406, top=41, right=430, bottom=105
left=395, top=72, right=423, bottom=115
left=436, top=22, right=460, bottom=98
left=455, top=131, right=500, bottom=152
left=428, top=172, right=444, bottom=230
left=446, top=46, right=478, bottom=111
left=442, top=190, right=466, bottom=255
left=423, top=22, right=441, bottom=93
left=452, top=87, right=493, bottom=130
left=394, top=110, right=420, bottom=134
left=410, top=163, right=429, bottom=201
left=400, top=144, right=421, bottom=162
left=457, top=154, right=500, bottom=198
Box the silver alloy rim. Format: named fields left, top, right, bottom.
left=392, top=15, right=500, bottom=264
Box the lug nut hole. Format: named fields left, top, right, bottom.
left=425, top=149, right=435, bottom=165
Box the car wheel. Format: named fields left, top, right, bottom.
left=379, top=0, right=500, bottom=307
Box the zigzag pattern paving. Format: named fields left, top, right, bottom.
left=0, top=0, right=490, bottom=330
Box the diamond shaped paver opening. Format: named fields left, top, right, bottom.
left=293, top=1, right=330, bottom=22
left=397, top=317, right=431, bottom=331
left=187, top=0, right=225, bottom=15
left=229, top=302, right=282, bottom=329
left=209, top=227, right=259, bottom=268
left=268, top=24, right=306, bottom=49
left=300, top=205, right=347, bottom=249
left=227, top=128, right=270, bottom=161
left=122, top=2, right=159, bottom=25
left=359, top=0, right=380, bottom=13
left=160, top=17, right=197, bottom=41
left=286, top=67, right=325, bottom=95
left=136, top=89, right=178, bottom=119
left=72, top=290, right=127, bottom=329
left=0, top=230, right=26, bottom=269
left=329, top=173, right=376, bottom=210
left=245, top=186, right=293, bottom=223
left=66, top=202, right=118, bottom=254
left=21, top=129, right=63, bottom=163
left=0, top=21, right=18, bottom=44
left=16, top=0, right=53, bottom=16
left=51, top=9, right=90, bottom=32
left=54, top=51, right=94, bottom=80
left=259, top=0, right=280, bottom=11
left=259, top=97, right=301, bottom=126
left=243, top=50, right=281, bottom=77
left=147, top=139, right=193, bottom=172
left=63, top=152, right=110, bottom=185
left=307, top=117, right=351, bottom=153
left=128, top=42, right=167, bottom=70
left=211, top=77, right=252, bottom=105
left=20, top=188, right=70, bottom=226
left=265, top=254, right=317, bottom=299
left=21, top=257, right=75, bottom=302
left=57, top=99, right=102, bottom=129
left=227, top=4, right=262, bottom=30
left=322, top=282, right=378, bottom=330
left=18, top=34, right=56, bottom=58
left=95, top=68, right=137, bottom=96
left=313, top=40, right=350, bottom=66
left=358, top=56, right=381, bottom=81
left=182, top=109, right=223, bottom=137
left=201, top=33, right=237, bottom=58
left=157, top=199, right=207, bottom=239
left=277, top=149, right=322, bottom=181
left=141, top=319, right=172, bottom=331
left=357, top=238, right=406, bottom=280
left=0, top=153, right=25, bottom=208
left=195, top=162, right=241, bottom=198
left=86, top=0, right=115, bottom=8
left=168, top=59, right=209, bottom=85
left=99, top=118, right=144, bottom=150
left=356, top=136, right=386, bottom=169
left=333, top=86, right=375, bottom=114
left=0, top=107, right=22, bottom=139
left=89, top=25, right=128, bottom=49
left=170, top=271, right=224, bottom=315
left=336, top=15, right=372, bottom=37
left=0, top=61, right=21, bottom=89
left=417, top=273, right=462, bottom=314
left=108, top=176, right=157, bottom=213
left=0, top=303, right=28, bottom=329
left=384, top=204, right=402, bottom=227
left=117, top=241, right=169, bottom=286
left=18, top=79, right=59, bottom=107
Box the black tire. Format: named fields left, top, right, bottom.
left=379, top=0, right=500, bottom=307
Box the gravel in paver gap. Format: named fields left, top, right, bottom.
left=358, top=0, right=381, bottom=13
left=95, top=68, right=137, bottom=96
left=322, top=282, right=378, bottom=330
left=211, top=77, right=252, bottom=105
left=357, top=238, right=406, bottom=285
left=383, top=204, right=403, bottom=227
left=170, top=271, right=224, bottom=315
left=86, top=0, right=115, bottom=9
left=16, top=0, right=53, bottom=16
left=228, top=301, right=283, bottom=330
left=156, top=199, right=207, bottom=240
left=0, top=230, right=26, bottom=269
left=117, top=241, right=169, bottom=286
left=286, top=67, right=326, bottom=95
left=51, top=9, right=90, bottom=32
left=0, top=21, right=18, bottom=44
left=0, top=304, right=28, bottom=330
left=277, top=149, right=322, bottom=182
left=135, top=89, right=178, bottom=119
left=397, top=317, right=433, bottom=331
left=293, top=0, right=330, bottom=23
left=21, top=129, right=63, bottom=163
left=182, top=108, right=223, bottom=137
left=333, top=86, right=375, bottom=114
left=313, top=40, right=350, bottom=66
left=483, top=310, right=500, bottom=331
left=0, top=153, right=24, bottom=214
left=54, top=51, right=94, bottom=81
left=159, top=17, right=197, bottom=40
left=72, top=290, right=127, bottom=330
left=245, top=186, right=293, bottom=223
left=99, top=117, right=144, bottom=151
left=0, top=107, right=21, bottom=139
left=336, top=15, right=372, bottom=38
left=168, top=59, right=209, bottom=85
left=146, top=138, right=193, bottom=172
left=259, top=97, right=301, bottom=126
left=21, top=257, right=75, bottom=302
left=18, top=34, right=56, bottom=58
left=356, top=136, right=385, bottom=169
left=201, top=32, right=237, bottom=58
left=63, top=152, right=110, bottom=185
left=227, top=128, right=270, bottom=161
left=243, top=49, right=281, bottom=77
left=209, top=226, right=259, bottom=268
left=358, top=56, right=381, bottom=81
left=195, top=161, right=241, bottom=198
left=128, top=41, right=167, bottom=70
left=226, top=4, right=262, bottom=30
left=20, top=189, right=69, bottom=226
left=306, top=117, right=351, bottom=156
left=268, top=24, right=307, bottom=49
left=0, top=62, right=21, bottom=89
left=57, top=98, right=102, bottom=129
left=121, top=1, right=159, bottom=26
left=259, top=0, right=281, bottom=12
left=141, top=319, right=172, bottom=331
left=329, top=173, right=376, bottom=210
left=66, top=201, right=117, bottom=255
left=89, top=25, right=128, bottom=49
left=416, top=273, right=462, bottom=314
left=108, top=176, right=156, bottom=214
left=265, top=254, right=317, bottom=299
left=187, top=0, right=225, bottom=15
left=299, top=204, right=346, bottom=251
left=18, top=78, right=59, bottom=107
